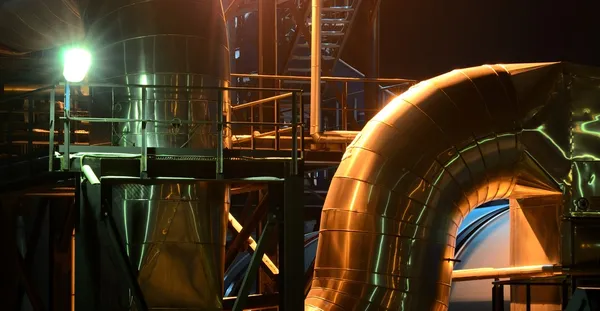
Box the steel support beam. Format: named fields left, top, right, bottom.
left=75, top=180, right=102, bottom=311
left=226, top=192, right=273, bottom=271
left=275, top=167, right=304, bottom=311
left=364, top=0, right=381, bottom=121
left=76, top=175, right=148, bottom=311
left=232, top=215, right=275, bottom=311
left=258, top=0, right=277, bottom=131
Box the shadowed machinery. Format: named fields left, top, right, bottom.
left=3, top=1, right=600, bottom=311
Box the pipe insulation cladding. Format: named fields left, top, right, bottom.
left=305, top=63, right=576, bottom=311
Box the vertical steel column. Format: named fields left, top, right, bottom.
left=561, top=279, right=570, bottom=309
left=258, top=0, right=277, bottom=131
left=526, top=284, right=531, bottom=311
left=75, top=176, right=101, bottom=311
left=492, top=280, right=505, bottom=311
left=0, top=199, right=19, bottom=310
left=277, top=164, right=304, bottom=310
left=364, top=1, right=381, bottom=122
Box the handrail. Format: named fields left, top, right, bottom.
left=231, top=73, right=416, bottom=84
left=0, top=82, right=304, bottom=176
left=232, top=92, right=293, bottom=110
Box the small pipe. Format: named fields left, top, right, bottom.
left=451, top=265, right=560, bottom=282
left=310, top=0, right=321, bottom=136
left=232, top=92, right=293, bottom=111
left=232, top=127, right=293, bottom=144
left=3, top=85, right=65, bottom=95
left=81, top=165, right=100, bottom=185
left=309, top=0, right=359, bottom=144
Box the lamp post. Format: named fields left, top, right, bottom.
left=61, top=47, right=91, bottom=170
left=62, top=47, right=92, bottom=111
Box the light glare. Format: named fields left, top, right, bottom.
left=63, top=48, right=92, bottom=83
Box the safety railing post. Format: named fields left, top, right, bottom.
left=140, top=87, right=147, bottom=177
left=291, top=91, right=298, bottom=175
left=49, top=87, right=56, bottom=171
left=111, top=87, right=115, bottom=144
left=275, top=80, right=281, bottom=150
left=275, top=95, right=280, bottom=151
left=342, top=81, right=348, bottom=131
left=250, top=95, right=255, bottom=150
left=26, top=97, right=33, bottom=157
left=300, top=91, right=304, bottom=159
left=217, top=89, right=224, bottom=178
left=62, top=83, right=71, bottom=171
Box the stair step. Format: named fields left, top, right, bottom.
left=296, top=42, right=340, bottom=48
left=291, top=55, right=335, bottom=61
left=321, top=6, right=353, bottom=12
left=282, top=80, right=324, bottom=84
left=309, top=18, right=350, bottom=24
left=321, top=31, right=345, bottom=37
left=287, top=68, right=312, bottom=73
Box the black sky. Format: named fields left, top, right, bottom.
left=373, top=0, right=599, bottom=80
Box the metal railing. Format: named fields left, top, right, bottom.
left=231, top=73, right=415, bottom=132
left=0, top=82, right=304, bottom=177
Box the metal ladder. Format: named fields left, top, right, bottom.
left=279, top=0, right=362, bottom=122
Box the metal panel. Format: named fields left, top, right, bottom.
left=111, top=183, right=228, bottom=309
left=571, top=161, right=600, bottom=213
left=509, top=197, right=562, bottom=311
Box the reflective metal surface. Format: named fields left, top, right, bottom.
left=113, top=183, right=228, bottom=310
left=509, top=197, right=562, bottom=310
left=306, top=63, right=568, bottom=311
left=84, top=0, right=229, bottom=147
left=0, top=0, right=83, bottom=53
left=82, top=1, right=230, bottom=310
left=450, top=206, right=511, bottom=311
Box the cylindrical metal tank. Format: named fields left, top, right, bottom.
left=0, top=0, right=83, bottom=53
left=83, top=1, right=230, bottom=310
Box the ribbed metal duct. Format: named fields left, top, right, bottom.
left=305, top=63, right=565, bottom=311
left=0, top=0, right=83, bottom=53
left=82, top=1, right=230, bottom=310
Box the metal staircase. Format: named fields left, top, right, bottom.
left=279, top=0, right=362, bottom=122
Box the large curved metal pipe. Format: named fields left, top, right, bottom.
left=306, top=63, right=564, bottom=310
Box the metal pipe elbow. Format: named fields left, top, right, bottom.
left=306, top=63, right=563, bottom=310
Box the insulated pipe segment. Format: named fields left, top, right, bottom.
left=306, top=63, right=563, bottom=311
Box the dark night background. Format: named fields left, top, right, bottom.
left=345, top=0, right=598, bottom=80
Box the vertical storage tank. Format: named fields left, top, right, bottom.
left=83, top=1, right=230, bottom=309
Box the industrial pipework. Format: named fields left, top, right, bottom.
left=310, top=0, right=359, bottom=144
left=305, top=63, right=574, bottom=310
